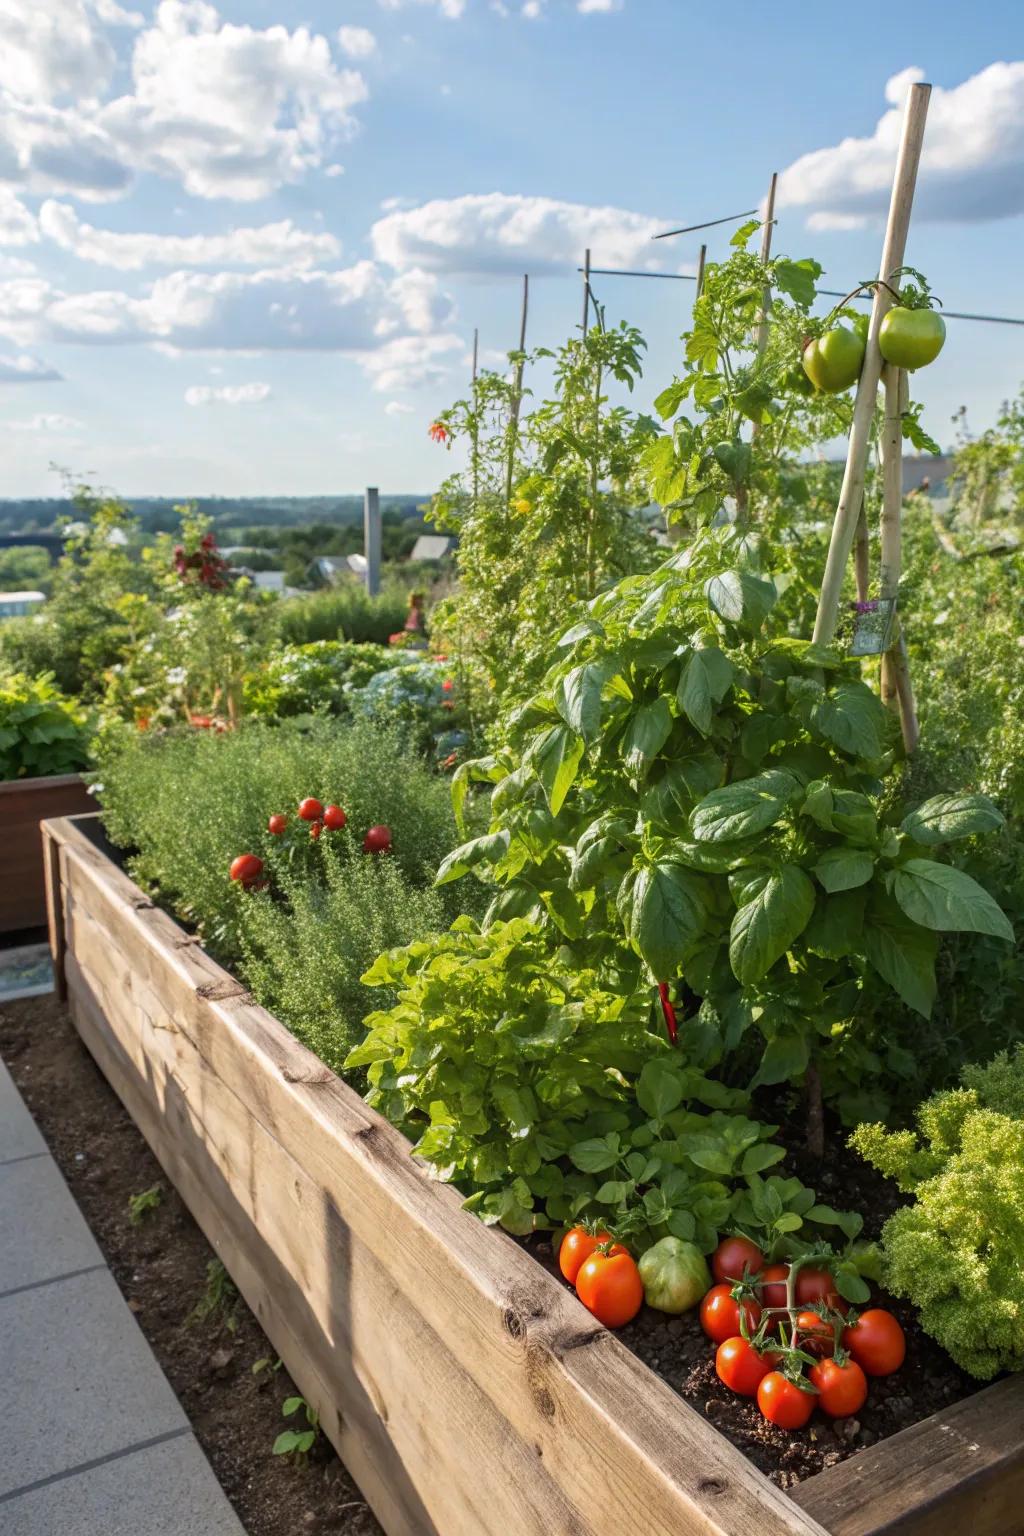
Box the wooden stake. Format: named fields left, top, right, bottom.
left=363, top=486, right=381, bottom=598
left=879, top=364, right=919, bottom=749
left=582, top=248, right=591, bottom=337
left=755, top=171, right=778, bottom=361
left=695, top=242, right=707, bottom=299
left=854, top=498, right=870, bottom=602
left=505, top=274, right=529, bottom=507
left=471, top=327, right=479, bottom=384
left=812, top=81, right=931, bottom=646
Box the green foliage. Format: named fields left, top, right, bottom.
left=127, top=1185, right=163, bottom=1225
left=273, top=1395, right=320, bottom=1460
left=0, top=672, right=92, bottom=779
left=94, top=717, right=485, bottom=1065
left=354, top=917, right=860, bottom=1252
left=0, top=545, right=51, bottom=593
left=946, top=385, right=1024, bottom=533
left=242, top=640, right=403, bottom=719
left=275, top=583, right=409, bottom=647
left=853, top=1048, right=1024, bottom=1378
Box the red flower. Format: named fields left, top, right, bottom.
left=442, top=678, right=453, bottom=692
left=428, top=420, right=449, bottom=444
left=657, top=982, right=679, bottom=1046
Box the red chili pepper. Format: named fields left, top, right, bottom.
left=658, top=981, right=678, bottom=1045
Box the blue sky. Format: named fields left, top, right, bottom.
left=0, top=0, right=1021, bottom=496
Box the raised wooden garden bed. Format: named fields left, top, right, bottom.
left=42, top=811, right=1024, bottom=1536
left=0, top=774, right=93, bottom=933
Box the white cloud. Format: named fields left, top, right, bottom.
left=324, top=164, right=345, bottom=178
left=384, top=399, right=415, bottom=414
left=577, top=0, right=622, bottom=10
left=0, top=0, right=117, bottom=104
left=0, top=95, right=133, bottom=201
left=39, top=201, right=341, bottom=270
left=184, top=381, right=271, bottom=404
left=521, top=2, right=541, bottom=17
left=0, top=191, right=38, bottom=247
left=7, top=411, right=82, bottom=431
left=372, top=191, right=667, bottom=277
left=778, top=63, right=1024, bottom=228
left=359, top=332, right=463, bottom=392
left=377, top=0, right=466, bottom=18
left=337, top=25, right=377, bottom=58
left=0, top=350, right=62, bottom=382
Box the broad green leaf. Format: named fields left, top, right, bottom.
left=730, top=864, right=815, bottom=983
left=773, top=257, right=821, bottom=308
left=556, top=660, right=616, bottom=744
left=677, top=648, right=734, bottom=737
left=751, top=1033, right=810, bottom=1088
left=864, top=895, right=939, bottom=1017
left=621, top=696, right=673, bottom=775
left=888, top=859, right=1014, bottom=941
left=741, top=1143, right=786, bottom=1174
left=654, top=379, right=688, bottom=420
left=900, top=793, right=1005, bottom=846
left=435, top=830, right=510, bottom=886
left=529, top=723, right=584, bottom=815
left=704, top=569, right=776, bottom=632
left=811, top=681, right=886, bottom=761
left=636, top=1060, right=684, bottom=1120
left=569, top=1135, right=621, bottom=1174
left=813, top=846, right=875, bottom=893
left=556, top=617, right=604, bottom=648
left=691, top=768, right=798, bottom=843
left=630, top=860, right=707, bottom=976
left=803, top=887, right=867, bottom=959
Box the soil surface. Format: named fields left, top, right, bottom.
left=529, top=1114, right=977, bottom=1490
left=0, top=992, right=383, bottom=1536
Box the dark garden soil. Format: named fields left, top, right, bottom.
left=0, top=992, right=383, bottom=1536
left=528, top=1119, right=978, bottom=1491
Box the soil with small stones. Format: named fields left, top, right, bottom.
left=528, top=1114, right=977, bottom=1491
left=0, top=992, right=383, bottom=1536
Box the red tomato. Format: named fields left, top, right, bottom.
left=795, top=1267, right=844, bottom=1311
left=363, top=824, right=393, bottom=854
left=298, top=797, right=324, bottom=821
left=575, top=1250, right=643, bottom=1329
left=842, top=1309, right=906, bottom=1377
left=757, top=1371, right=816, bottom=1429
left=229, top=853, right=263, bottom=885
left=715, top=1336, right=779, bottom=1398
left=559, top=1227, right=615, bottom=1286
left=323, top=804, right=347, bottom=831
left=795, top=1310, right=835, bottom=1358
left=711, top=1236, right=765, bottom=1285
left=309, top=821, right=322, bottom=841
left=809, top=1357, right=868, bottom=1418
left=267, top=814, right=287, bottom=836
left=759, top=1262, right=790, bottom=1310
left=700, top=1285, right=762, bottom=1345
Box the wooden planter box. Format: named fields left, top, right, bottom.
left=42, top=812, right=1024, bottom=1536
left=0, top=773, right=94, bottom=932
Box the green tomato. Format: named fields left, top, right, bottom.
left=638, top=1236, right=711, bottom=1315
left=878, top=307, right=946, bottom=370
left=802, top=326, right=865, bottom=394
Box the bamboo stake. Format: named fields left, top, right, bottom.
left=504, top=274, right=529, bottom=507
left=694, top=242, right=707, bottom=299
left=854, top=498, right=870, bottom=602
left=582, top=248, right=591, bottom=337
left=754, top=171, right=778, bottom=360
left=812, top=81, right=931, bottom=646
left=471, top=327, right=479, bottom=384
left=879, top=365, right=919, bottom=749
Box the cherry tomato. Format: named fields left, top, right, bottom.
left=715, top=1336, right=779, bottom=1397
left=795, top=1310, right=835, bottom=1358
left=363, top=824, right=393, bottom=854
left=575, top=1249, right=643, bottom=1329
left=711, top=1236, right=765, bottom=1285
left=700, top=1285, right=762, bottom=1345
left=809, top=1356, right=868, bottom=1418
left=323, top=804, right=347, bottom=831
left=842, top=1309, right=906, bottom=1377
left=229, top=853, right=262, bottom=885
left=878, top=308, right=946, bottom=371
left=795, top=1267, right=844, bottom=1311
left=801, top=326, right=865, bottom=393
left=558, top=1227, right=614, bottom=1286
left=267, top=814, right=287, bottom=836
left=759, top=1262, right=790, bottom=1310
left=298, top=797, right=323, bottom=821
left=757, top=1371, right=816, bottom=1429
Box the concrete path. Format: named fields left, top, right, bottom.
left=0, top=1058, right=247, bottom=1535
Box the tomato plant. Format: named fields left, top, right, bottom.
left=700, top=1284, right=762, bottom=1344
left=841, top=1309, right=906, bottom=1377
left=229, top=853, right=263, bottom=886
left=878, top=267, right=946, bottom=371
left=363, top=824, right=392, bottom=854
left=757, top=1371, right=816, bottom=1428
left=716, top=1336, right=779, bottom=1397
left=268, top=813, right=287, bottom=836
left=298, top=797, right=323, bottom=821
left=712, top=1235, right=764, bottom=1284
left=559, top=1226, right=615, bottom=1285
left=323, top=804, right=347, bottom=831
left=809, top=1355, right=868, bottom=1417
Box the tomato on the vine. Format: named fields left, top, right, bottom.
left=309, top=821, right=322, bottom=841
left=700, top=1285, right=761, bottom=1345
left=715, top=1336, right=779, bottom=1397
left=809, top=1356, right=868, bottom=1418
left=759, top=1262, right=790, bottom=1310
left=363, top=824, right=392, bottom=854
left=575, top=1249, right=643, bottom=1329
left=795, top=1267, right=844, bottom=1311
left=558, top=1227, right=614, bottom=1286
left=229, top=853, right=262, bottom=885
left=267, top=814, right=287, bottom=836
left=298, top=797, right=323, bottom=821
left=801, top=326, right=865, bottom=393
left=842, top=1309, right=905, bottom=1376
left=323, top=804, right=347, bottom=831
left=711, top=1236, right=764, bottom=1285
left=794, top=1310, right=835, bottom=1359
left=757, top=1372, right=816, bottom=1429
left=878, top=307, right=945, bottom=370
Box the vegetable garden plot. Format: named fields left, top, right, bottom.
left=43, top=813, right=1024, bottom=1536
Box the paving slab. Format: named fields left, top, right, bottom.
left=0, top=1265, right=188, bottom=1496
left=0, top=1430, right=247, bottom=1536
left=0, top=1153, right=105, bottom=1293
left=0, top=1058, right=46, bottom=1163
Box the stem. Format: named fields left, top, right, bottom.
left=854, top=494, right=870, bottom=602
left=806, top=1061, right=825, bottom=1160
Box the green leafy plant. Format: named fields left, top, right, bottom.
left=852, top=1047, right=1024, bottom=1378
left=188, top=1258, right=238, bottom=1331
left=272, top=1395, right=320, bottom=1461
left=0, top=672, right=92, bottom=780
left=127, top=1184, right=163, bottom=1225
left=242, top=640, right=403, bottom=719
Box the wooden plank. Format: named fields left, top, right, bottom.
left=0, top=775, right=93, bottom=932
left=792, top=1375, right=1024, bottom=1536
left=42, top=823, right=67, bottom=1000
left=45, top=815, right=829, bottom=1536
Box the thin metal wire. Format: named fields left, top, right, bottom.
left=654, top=209, right=759, bottom=239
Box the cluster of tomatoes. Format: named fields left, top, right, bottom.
left=700, top=1235, right=906, bottom=1430
left=229, top=797, right=394, bottom=890
left=558, top=1228, right=644, bottom=1328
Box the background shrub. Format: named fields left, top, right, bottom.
left=242, top=640, right=403, bottom=719
left=0, top=672, right=93, bottom=780
left=275, top=584, right=409, bottom=647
